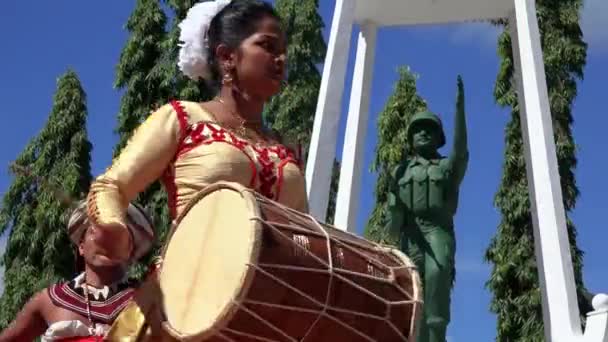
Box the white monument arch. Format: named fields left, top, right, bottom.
left=304, top=0, right=608, bottom=341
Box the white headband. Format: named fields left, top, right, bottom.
left=177, top=0, right=232, bottom=81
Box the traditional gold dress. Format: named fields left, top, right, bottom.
left=87, top=100, right=309, bottom=341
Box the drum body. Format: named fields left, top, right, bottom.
left=159, top=182, right=422, bottom=342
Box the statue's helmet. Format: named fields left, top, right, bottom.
left=407, top=111, right=446, bottom=148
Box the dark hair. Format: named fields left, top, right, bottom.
left=206, top=0, right=280, bottom=87
left=74, top=252, right=85, bottom=273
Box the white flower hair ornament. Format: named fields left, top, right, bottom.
left=178, top=0, right=232, bottom=81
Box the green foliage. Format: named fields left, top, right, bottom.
left=364, top=67, right=427, bottom=245
left=325, top=159, right=340, bottom=225
left=265, top=0, right=326, bottom=152
left=114, top=0, right=168, bottom=154
left=113, top=0, right=171, bottom=279
left=152, top=0, right=214, bottom=102
left=0, top=70, right=92, bottom=328
left=485, top=0, right=589, bottom=339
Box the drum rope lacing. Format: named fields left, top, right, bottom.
left=240, top=230, right=375, bottom=341
left=239, top=195, right=423, bottom=342
left=298, top=208, right=335, bottom=341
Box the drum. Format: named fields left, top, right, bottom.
left=158, top=182, right=422, bottom=342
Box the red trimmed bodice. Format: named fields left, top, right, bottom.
left=162, top=101, right=308, bottom=219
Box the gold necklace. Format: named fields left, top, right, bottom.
left=212, top=97, right=267, bottom=142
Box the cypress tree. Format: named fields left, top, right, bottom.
left=265, top=0, right=326, bottom=152
left=325, top=160, right=340, bottom=224
left=0, top=70, right=92, bottom=328
left=153, top=0, right=214, bottom=102
left=113, top=0, right=171, bottom=276
left=364, top=67, right=427, bottom=244
left=114, top=0, right=168, bottom=154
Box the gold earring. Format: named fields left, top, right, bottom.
left=222, top=63, right=234, bottom=85
left=222, top=72, right=233, bottom=85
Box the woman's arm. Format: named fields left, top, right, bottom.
left=87, top=103, right=185, bottom=254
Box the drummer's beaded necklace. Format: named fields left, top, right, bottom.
left=81, top=275, right=104, bottom=342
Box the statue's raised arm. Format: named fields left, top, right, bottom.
left=448, top=75, right=469, bottom=185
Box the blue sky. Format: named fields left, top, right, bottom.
left=0, top=1, right=606, bottom=340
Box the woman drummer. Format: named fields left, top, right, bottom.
left=88, top=0, right=308, bottom=339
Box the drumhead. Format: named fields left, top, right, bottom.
left=160, top=182, right=262, bottom=338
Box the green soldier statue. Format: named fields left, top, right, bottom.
left=386, top=76, right=468, bottom=342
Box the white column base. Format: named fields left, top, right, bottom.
left=579, top=295, right=608, bottom=342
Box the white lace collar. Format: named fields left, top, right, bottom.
left=72, top=273, right=126, bottom=301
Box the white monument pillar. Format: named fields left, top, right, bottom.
left=510, top=3, right=581, bottom=339
left=334, top=22, right=378, bottom=232
left=512, top=0, right=608, bottom=340
left=305, top=0, right=356, bottom=222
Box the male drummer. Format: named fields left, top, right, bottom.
left=0, top=200, right=154, bottom=342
